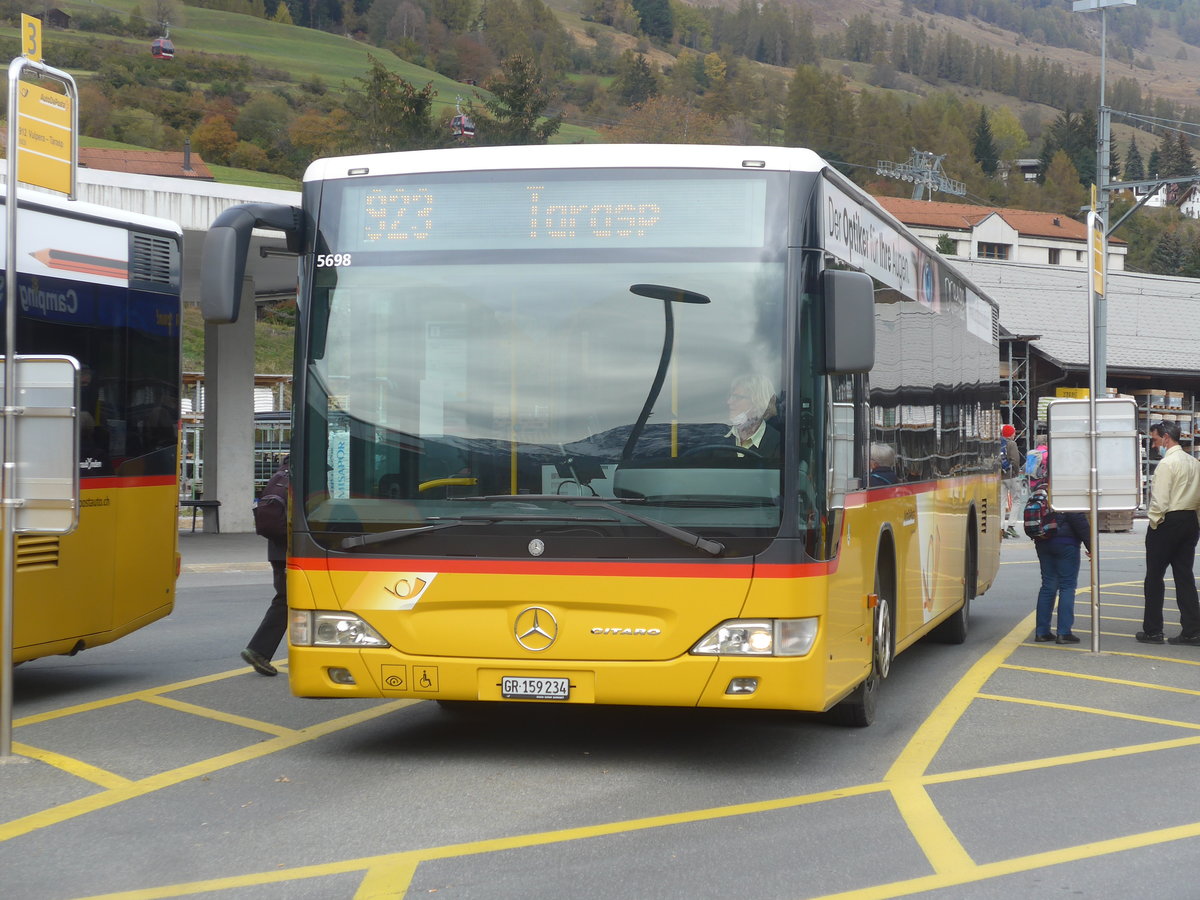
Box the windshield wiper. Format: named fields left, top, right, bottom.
left=341, top=520, right=466, bottom=550
left=339, top=512, right=622, bottom=551
left=460, top=495, right=725, bottom=557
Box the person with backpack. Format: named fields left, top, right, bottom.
left=1028, top=461, right=1092, bottom=644
left=1000, top=424, right=1021, bottom=538
left=241, top=455, right=290, bottom=676
left=1138, top=421, right=1200, bottom=646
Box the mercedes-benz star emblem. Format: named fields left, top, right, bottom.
left=514, top=606, right=558, bottom=651
left=528, top=538, right=545, bottom=557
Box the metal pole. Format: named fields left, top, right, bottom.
left=1087, top=211, right=1102, bottom=655
left=1095, top=8, right=1110, bottom=394
left=1, top=58, right=23, bottom=760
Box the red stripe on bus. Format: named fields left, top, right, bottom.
left=291, top=557, right=835, bottom=578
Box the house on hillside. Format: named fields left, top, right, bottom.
left=874, top=196, right=1127, bottom=271
left=78, top=147, right=214, bottom=181
left=1177, top=183, right=1200, bottom=219
left=33, top=8, right=72, bottom=29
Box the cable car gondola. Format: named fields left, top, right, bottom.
left=151, top=37, right=175, bottom=60
left=450, top=113, right=475, bottom=139
left=451, top=97, right=475, bottom=139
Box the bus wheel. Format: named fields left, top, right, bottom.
left=832, top=571, right=893, bottom=727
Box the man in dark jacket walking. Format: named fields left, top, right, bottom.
left=241, top=457, right=289, bottom=676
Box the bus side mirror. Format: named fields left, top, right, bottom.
left=201, top=203, right=303, bottom=324
left=823, top=270, right=875, bottom=373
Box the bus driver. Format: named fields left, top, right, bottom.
left=726, top=373, right=780, bottom=457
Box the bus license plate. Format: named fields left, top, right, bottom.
left=501, top=676, right=570, bottom=700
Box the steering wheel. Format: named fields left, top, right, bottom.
left=681, top=442, right=762, bottom=459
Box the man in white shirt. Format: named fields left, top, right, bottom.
left=1139, top=421, right=1200, bottom=645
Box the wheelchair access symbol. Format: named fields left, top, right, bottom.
left=413, top=666, right=439, bottom=692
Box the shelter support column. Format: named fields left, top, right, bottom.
left=201, top=276, right=256, bottom=533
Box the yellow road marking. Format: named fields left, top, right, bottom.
left=0, top=701, right=418, bottom=843
left=12, top=743, right=132, bottom=789
left=19, top=571, right=1200, bottom=899
left=887, top=782, right=975, bottom=872
left=70, top=782, right=896, bottom=900
left=977, top=693, right=1200, bottom=730
left=886, top=612, right=1036, bottom=781
left=879, top=611, right=1034, bottom=875
left=1000, top=664, right=1200, bottom=697
left=1093, top=646, right=1200, bottom=666
left=921, top=734, right=1200, bottom=785
left=14, top=666, right=265, bottom=727
left=353, top=860, right=419, bottom=899
left=142, top=695, right=299, bottom=737
left=812, top=819, right=1200, bottom=900
left=70, top=731, right=1200, bottom=900
left=181, top=562, right=271, bottom=573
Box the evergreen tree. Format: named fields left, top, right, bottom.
left=343, top=56, right=446, bottom=152
left=631, top=0, right=672, bottom=41
left=1177, top=131, right=1196, bottom=176
left=1150, top=229, right=1184, bottom=275
left=1123, top=137, right=1145, bottom=182
left=1038, top=111, right=1094, bottom=188
left=1147, top=146, right=1161, bottom=179
left=1180, top=239, right=1200, bottom=279
left=971, top=106, right=998, bottom=176
left=1156, top=131, right=1185, bottom=177
left=470, top=54, right=562, bottom=145
left=613, top=51, right=658, bottom=107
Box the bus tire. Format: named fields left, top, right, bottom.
left=832, top=564, right=894, bottom=727
left=932, top=520, right=976, bottom=645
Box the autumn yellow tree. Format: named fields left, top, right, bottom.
left=1042, top=150, right=1087, bottom=214
left=191, top=115, right=238, bottom=165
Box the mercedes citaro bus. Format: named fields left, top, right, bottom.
left=201, top=145, right=1002, bottom=725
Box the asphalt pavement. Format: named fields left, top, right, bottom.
left=178, top=529, right=272, bottom=573
left=7, top=516, right=1200, bottom=900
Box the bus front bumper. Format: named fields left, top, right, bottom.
left=287, top=645, right=846, bottom=712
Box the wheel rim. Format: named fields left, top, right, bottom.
left=875, top=595, right=893, bottom=679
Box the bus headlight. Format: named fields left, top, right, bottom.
left=290, top=610, right=390, bottom=648
left=691, top=618, right=817, bottom=657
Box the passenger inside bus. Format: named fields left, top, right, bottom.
left=869, top=442, right=899, bottom=485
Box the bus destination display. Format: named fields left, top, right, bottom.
left=336, top=176, right=769, bottom=252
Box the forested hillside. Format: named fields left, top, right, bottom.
left=10, top=0, right=1200, bottom=275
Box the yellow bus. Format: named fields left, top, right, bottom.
left=202, top=145, right=1001, bottom=725
left=8, top=188, right=182, bottom=663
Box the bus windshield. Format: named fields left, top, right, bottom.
left=302, top=168, right=796, bottom=552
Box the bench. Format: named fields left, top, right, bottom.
left=180, top=499, right=221, bottom=533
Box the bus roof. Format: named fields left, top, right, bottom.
left=304, top=144, right=828, bottom=182
left=0, top=184, right=183, bottom=238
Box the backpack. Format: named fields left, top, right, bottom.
left=1022, top=488, right=1058, bottom=540
left=1025, top=447, right=1047, bottom=482
left=1000, top=438, right=1012, bottom=474
left=253, top=461, right=289, bottom=544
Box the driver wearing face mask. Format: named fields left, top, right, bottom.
left=725, top=374, right=781, bottom=458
